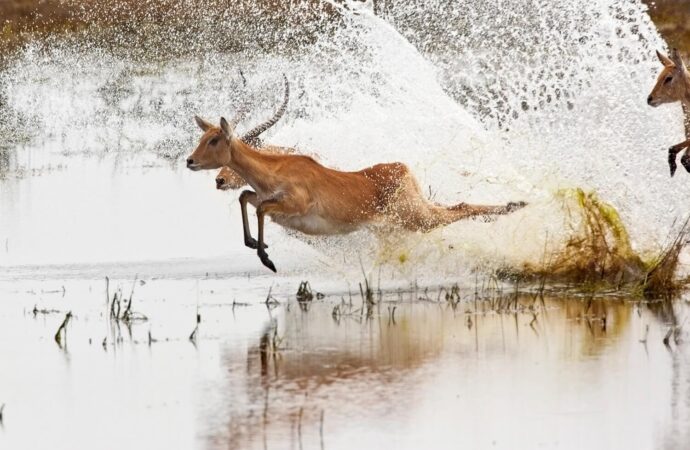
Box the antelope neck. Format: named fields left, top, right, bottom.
left=227, top=139, right=273, bottom=190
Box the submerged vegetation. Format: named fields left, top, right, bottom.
left=53, top=311, right=72, bottom=347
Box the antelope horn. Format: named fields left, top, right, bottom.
left=241, top=74, right=289, bottom=143
left=670, top=48, right=687, bottom=71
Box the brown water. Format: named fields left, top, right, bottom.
left=0, top=276, right=688, bottom=450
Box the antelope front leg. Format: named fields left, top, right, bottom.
left=256, top=199, right=282, bottom=273
left=239, top=190, right=267, bottom=250
left=668, top=139, right=690, bottom=177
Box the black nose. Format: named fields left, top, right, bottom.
left=186, top=158, right=194, bottom=166
left=647, top=95, right=653, bottom=105
left=216, top=178, right=224, bottom=187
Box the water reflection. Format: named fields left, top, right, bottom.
left=208, top=295, right=689, bottom=450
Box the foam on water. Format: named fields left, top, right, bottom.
left=0, top=0, right=686, bottom=283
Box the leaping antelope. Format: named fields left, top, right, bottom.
left=188, top=116, right=527, bottom=272
left=648, top=48, right=690, bottom=176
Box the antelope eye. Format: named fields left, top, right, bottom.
left=664, top=75, right=673, bottom=84
left=209, top=137, right=219, bottom=146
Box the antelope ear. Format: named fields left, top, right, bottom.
left=670, top=48, right=687, bottom=72
left=195, top=115, right=214, bottom=132
left=657, top=50, right=675, bottom=68
left=220, top=117, right=234, bottom=139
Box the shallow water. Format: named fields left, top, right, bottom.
left=0, top=276, right=688, bottom=450
left=2, top=0, right=690, bottom=448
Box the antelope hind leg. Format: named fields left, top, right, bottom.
left=461, top=201, right=527, bottom=218
left=472, top=201, right=528, bottom=223
left=505, top=201, right=527, bottom=213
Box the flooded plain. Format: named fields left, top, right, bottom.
left=2, top=0, right=690, bottom=448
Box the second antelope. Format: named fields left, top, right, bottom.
left=188, top=118, right=527, bottom=273
left=648, top=48, right=690, bottom=176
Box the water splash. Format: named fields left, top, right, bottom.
left=0, top=0, right=686, bottom=282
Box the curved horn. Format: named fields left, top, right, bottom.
left=670, top=48, right=687, bottom=72
left=241, top=74, right=289, bottom=143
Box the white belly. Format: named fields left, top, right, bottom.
left=272, top=213, right=360, bottom=235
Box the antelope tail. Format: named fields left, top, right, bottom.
left=241, top=74, right=290, bottom=143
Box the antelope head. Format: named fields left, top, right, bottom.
left=215, top=166, right=245, bottom=190
left=186, top=75, right=290, bottom=171
left=187, top=116, right=235, bottom=171
left=648, top=49, right=690, bottom=107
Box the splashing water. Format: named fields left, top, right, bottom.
left=0, top=0, right=686, bottom=284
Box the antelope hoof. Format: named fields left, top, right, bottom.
left=244, top=237, right=268, bottom=250
left=506, top=201, right=527, bottom=213
left=682, top=153, right=690, bottom=174
left=669, top=148, right=678, bottom=177
left=258, top=250, right=277, bottom=273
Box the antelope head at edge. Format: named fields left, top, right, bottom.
left=186, top=74, right=290, bottom=171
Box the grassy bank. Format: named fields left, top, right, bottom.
left=0, top=0, right=344, bottom=63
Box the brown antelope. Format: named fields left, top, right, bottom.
left=188, top=116, right=527, bottom=272
left=648, top=48, right=690, bottom=176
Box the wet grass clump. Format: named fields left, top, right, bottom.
left=640, top=218, right=690, bottom=297
left=54, top=311, right=72, bottom=347
left=108, top=276, right=148, bottom=324
left=296, top=281, right=324, bottom=302
left=295, top=281, right=324, bottom=312
left=503, top=189, right=689, bottom=297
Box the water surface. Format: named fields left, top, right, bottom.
left=0, top=276, right=688, bottom=449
